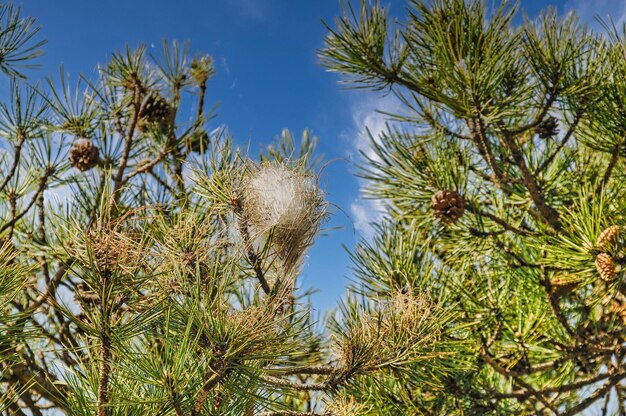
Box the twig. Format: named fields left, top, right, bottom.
left=232, top=199, right=271, bottom=295
left=257, top=412, right=330, bottom=416
left=97, top=302, right=111, bottom=416
left=561, top=372, right=625, bottom=416
left=595, top=143, right=620, bottom=196
left=0, top=133, right=25, bottom=194
left=465, top=202, right=533, bottom=236
left=262, top=375, right=331, bottom=392
left=497, top=124, right=561, bottom=230
left=265, top=365, right=336, bottom=376
left=0, top=169, right=51, bottom=234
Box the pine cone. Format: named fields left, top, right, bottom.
left=535, top=116, right=559, bottom=139
left=596, top=253, right=617, bottom=281
left=596, top=225, right=620, bottom=252
left=138, top=93, right=172, bottom=132
left=69, top=138, right=100, bottom=171
left=430, top=189, right=465, bottom=224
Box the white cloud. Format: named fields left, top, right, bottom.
left=346, top=93, right=401, bottom=164
left=345, top=93, right=402, bottom=240
left=565, top=0, right=626, bottom=30
left=220, top=57, right=230, bottom=76
left=350, top=198, right=385, bottom=240
left=230, top=0, right=267, bottom=21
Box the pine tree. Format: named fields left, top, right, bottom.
left=0, top=3, right=460, bottom=416
left=321, top=0, right=626, bottom=414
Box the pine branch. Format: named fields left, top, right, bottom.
left=192, top=357, right=232, bottom=416
left=257, top=412, right=330, bottom=416
left=465, top=202, right=533, bottom=236
left=497, top=124, right=561, bottom=230
left=262, top=375, right=331, bottom=392
left=232, top=198, right=271, bottom=295
left=595, top=143, right=620, bottom=196
left=561, top=371, right=625, bottom=416
left=0, top=168, right=51, bottom=234
left=97, top=296, right=111, bottom=416
left=467, top=115, right=505, bottom=185
left=0, top=133, right=25, bottom=195
left=265, top=365, right=336, bottom=376
left=111, top=85, right=143, bottom=207
left=493, top=371, right=616, bottom=399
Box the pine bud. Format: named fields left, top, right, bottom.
left=596, top=253, right=617, bottom=281
left=596, top=225, right=620, bottom=252
left=430, top=189, right=465, bottom=224
left=69, top=138, right=100, bottom=171
left=190, top=55, right=215, bottom=85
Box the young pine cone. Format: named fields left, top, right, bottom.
left=596, top=225, right=620, bottom=252
left=430, top=189, right=465, bottom=224
left=596, top=253, right=617, bottom=281
left=69, top=138, right=100, bottom=171
left=535, top=116, right=559, bottom=139
left=138, top=93, right=172, bottom=132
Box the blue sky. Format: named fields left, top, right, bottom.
left=15, top=0, right=626, bottom=314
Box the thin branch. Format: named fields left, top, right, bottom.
left=0, top=168, right=51, bottom=234
left=467, top=115, right=505, bottom=185
left=232, top=199, right=271, bottom=295
left=561, top=372, right=625, bottom=416
left=497, top=124, right=561, bottom=230
left=111, top=85, right=142, bottom=207
left=192, top=358, right=231, bottom=416
left=121, top=150, right=169, bottom=186
left=509, top=90, right=558, bottom=136
left=262, top=375, right=331, bottom=392
left=480, top=347, right=560, bottom=414
left=0, top=133, right=25, bottom=194
left=494, top=372, right=613, bottom=398
left=257, top=412, right=330, bottom=416
left=595, top=143, right=620, bottom=196
left=465, top=202, right=533, bottom=236
left=265, top=365, right=336, bottom=376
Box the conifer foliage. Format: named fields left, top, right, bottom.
left=0, top=3, right=456, bottom=416
left=321, top=0, right=626, bottom=413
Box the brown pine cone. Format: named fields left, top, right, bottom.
left=430, top=189, right=465, bottom=224
left=596, top=225, right=620, bottom=252
left=596, top=253, right=617, bottom=281
left=138, top=93, right=172, bottom=132
left=69, top=138, right=99, bottom=171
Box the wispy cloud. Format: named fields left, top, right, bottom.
left=565, top=0, right=626, bottom=29
left=350, top=198, right=385, bottom=240
left=229, top=0, right=268, bottom=21
left=345, top=93, right=402, bottom=240
left=220, top=57, right=230, bottom=76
